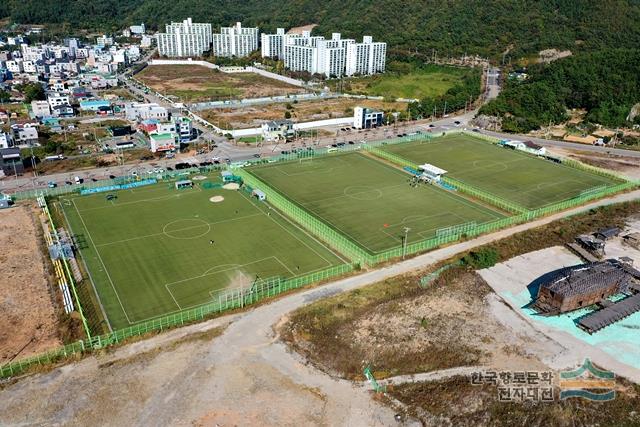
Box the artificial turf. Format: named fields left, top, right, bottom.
left=247, top=152, right=507, bottom=255
left=382, top=133, right=622, bottom=209
left=59, top=180, right=344, bottom=329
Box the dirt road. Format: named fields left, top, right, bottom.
left=0, top=190, right=638, bottom=426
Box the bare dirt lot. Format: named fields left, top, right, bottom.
left=137, top=65, right=306, bottom=102
left=0, top=203, right=61, bottom=364
left=200, top=98, right=408, bottom=129
left=282, top=269, right=554, bottom=382
left=548, top=147, right=640, bottom=180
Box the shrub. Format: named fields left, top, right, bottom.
left=461, top=248, right=500, bottom=269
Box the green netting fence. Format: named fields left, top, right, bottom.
left=235, top=168, right=372, bottom=264
left=8, top=165, right=226, bottom=201
left=440, top=176, right=529, bottom=214
left=362, top=145, right=419, bottom=169
left=0, top=262, right=356, bottom=379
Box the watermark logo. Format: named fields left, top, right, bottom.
left=559, top=359, right=616, bottom=401
left=470, top=369, right=554, bottom=402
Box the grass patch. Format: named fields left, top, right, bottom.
left=248, top=152, right=507, bottom=254
left=331, top=65, right=472, bottom=99
left=382, top=133, right=622, bottom=209
left=58, top=177, right=344, bottom=329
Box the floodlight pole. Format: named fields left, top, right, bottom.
left=402, top=227, right=411, bottom=259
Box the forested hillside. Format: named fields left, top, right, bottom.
left=3, top=0, right=640, bottom=59
left=480, top=49, right=640, bottom=132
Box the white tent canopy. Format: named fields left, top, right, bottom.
left=419, top=164, right=447, bottom=176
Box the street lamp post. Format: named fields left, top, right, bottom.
left=402, top=227, right=411, bottom=260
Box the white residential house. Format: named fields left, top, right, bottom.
left=156, top=122, right=176, bottom=134
left=12, top=124, right=39, bottom=145
left=6, top=59, right=23, bottom=73
left=261, top=120, right=294, bottom=142
left=31, top=100, right=51, bottom=118
left=0, top=132, right=15, bottom=149
left=212, top=22, right=258, bottom=58
left=156, top=18, right=212, bottom=58
left=47, top=93, right=71, bottom=108
left=22, top=60, right=37, bottom=73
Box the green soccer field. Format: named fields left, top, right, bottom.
left=247, top=152, right=507, bottom=254
left=381, top=133, right=622, bottom=209
left=59, top=180, right=345, bottom=329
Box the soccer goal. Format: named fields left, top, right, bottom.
left=299, top=157, right=314, bottom=165
left=436, top=221, right=478, bottom=238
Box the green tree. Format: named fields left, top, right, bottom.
left=0, top=90, right=10, bottom=103
left=18, top=83, right=46, bottom=103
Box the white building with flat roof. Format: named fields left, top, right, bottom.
left=265, top=29, right=385, bottom=78
left=353, top=106, right=384, bottom=129
left=212, top=22, right=259, bottom=58
left=125, top=103, right=169, bottom=121
left=31, top=100, right=51, bottom=118
left=156, top=18, right=212, bottom=58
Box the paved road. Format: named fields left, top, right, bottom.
left=1, top=189, right=638, bottom=426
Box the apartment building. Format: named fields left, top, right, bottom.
left=261, top=28, right=303, bottom=59
left=211, top=22, right=258, bottom=58
left=156, top=18, right=212, bottom=58
left=345, top=36, right=386, bottom=76
left=265, top=29, right=386, bottom=78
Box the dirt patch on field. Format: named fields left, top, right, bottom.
left=222, top=182, right=240, bottom=190
left=209, top=196, right=224, bottom=203
left=0, top=203, right=61, bottom=364
left=200, top=98, right=407, bottom=129
left=137, top=65, right=305, bottom=102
